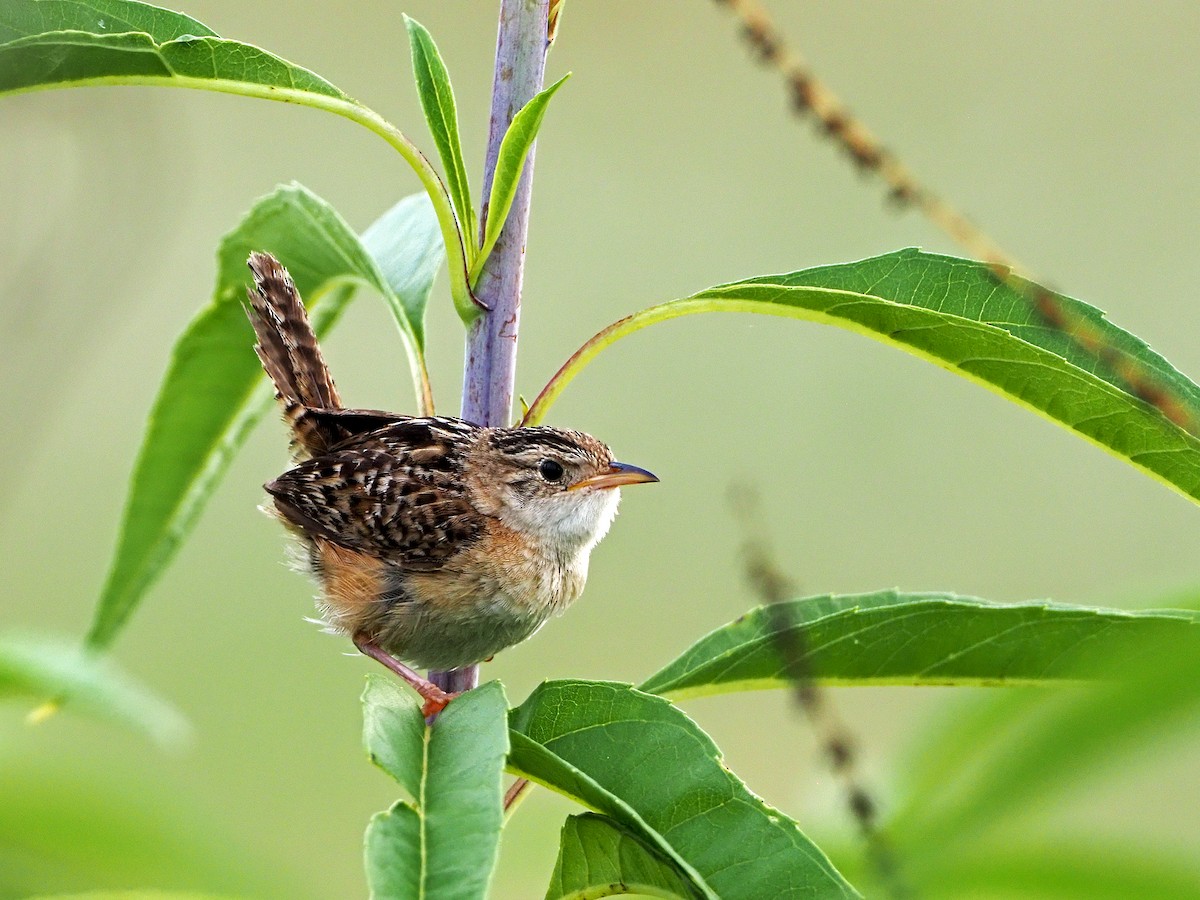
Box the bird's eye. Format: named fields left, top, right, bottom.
left=538, top=459, right=565, bottom=482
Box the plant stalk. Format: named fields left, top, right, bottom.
left=430, top=0, right=552, bottom=701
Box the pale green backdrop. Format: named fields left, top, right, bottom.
left=2, top=2, right=1199, bottom=897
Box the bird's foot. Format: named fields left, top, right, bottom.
left=353, top=632, right=462, bottom=719
left=420, top=688, right=460, bottom=719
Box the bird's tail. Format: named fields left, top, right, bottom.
left=245, top=251, right=342, bottom=458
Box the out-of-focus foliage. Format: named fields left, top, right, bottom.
left=895, top=622, right=1200, bottom=858
left=0, top=759, right=296, bottom=899
left=0, top=634, right=184, bottom=743
left=835, top=619, right=1200, bottom=896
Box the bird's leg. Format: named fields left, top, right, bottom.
left=353, top=633, right=458, bottom=718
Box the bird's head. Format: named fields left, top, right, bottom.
left=468, top=426, right=658, bottom=555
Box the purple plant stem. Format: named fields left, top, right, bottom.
left=429, top=0, right=552, bottom=702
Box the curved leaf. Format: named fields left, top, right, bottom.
left=509, top=680, right=859, bottom=900
left=471, top=74, right=570, bottom=284
left=86, top=185, right=442, bottom=649
left=0, top=21, right=344, bottom=100
left=0, top=0, right=476, bottom=324
left=524, top=250, right=1200, bottom=506
left=359, top=192, right=445, bottom=354
left=0, top=0, right=216, bottom=43
left=404, top=15, right=477, bottom=259
left=363, top=676, right=508, bottom=900
left=0, top=633, right=185, bottom=744
left=546, top=813, right=702, bottom=900
left=639, top=591, right=1200, bottom=699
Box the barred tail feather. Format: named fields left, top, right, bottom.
left=246, top=251, right=342, bottom=457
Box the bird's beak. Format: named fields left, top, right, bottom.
left=569, top=461, right=659, bottom=491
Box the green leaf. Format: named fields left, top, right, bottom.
left=0, top=633, right=185, bottom=744
left=404, top=15, right=477, bottom=259
left=363, top=676, right=508, bottom=900
left=892, top=623, right=1200, bottom=860
left=639, top=591, right=1200, bottom=699
left=0, top=0, right=477, bottom=327
left=471, top=74, right=570, bottom=284
left=0, top=14, right=345, bottom=100
left=509, top=680, right=859, bottom=900
left=546, top=813, right=703, bottom=900
left=86, top=185, right=442, bottom=649
left=524, top=250, right=1200, bottom=506
left=359, top=192, right=445, bottom=354
left=0, top=0, right=217, bottom=43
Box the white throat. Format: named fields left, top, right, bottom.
left=503, top=486, right=621, bottom=561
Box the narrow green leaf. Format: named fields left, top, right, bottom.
left=363, top=677, right=508, bottom=900
left=404, top=15, right=477, bottom=258
left=0, top=0, right=477, bottom=327
left=524, top=250, right=1200, bottom=506
left=0, top=633, right=186, bottom=744
left=639, top=591, right=1200, bottom=699
left=546, top=813, right=703, bottom=900
left=471, top=74, right=570, bottom=283
left=86, top=185, right=441, bottom=649
left=892, top=625, right=1200, bottom=859
left=509, top=680, right=859, bottom=900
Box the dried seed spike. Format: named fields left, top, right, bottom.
left=730, top=485, right=907, bottom=896
left=714, top=0, right=1198, bottom=440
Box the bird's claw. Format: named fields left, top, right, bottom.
left=421, top=690, right=460, bottom=719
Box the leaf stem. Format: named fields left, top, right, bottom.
left=521, top=296, right=797, bottom=426
left=460, top=0, right=551, bottom=429
left=430, top=0, right=553, bottom=705
left=503, top=776, right=532, bottom=818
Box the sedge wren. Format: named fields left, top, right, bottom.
left=245, top=252, right=657, bottom=715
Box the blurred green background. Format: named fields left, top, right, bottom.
left=3, top=1, right=1199, bottom=896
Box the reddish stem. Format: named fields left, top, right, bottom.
left=429, top=0, right=552, bottom=705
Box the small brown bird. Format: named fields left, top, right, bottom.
left=245, top=252, right=657, bottom=715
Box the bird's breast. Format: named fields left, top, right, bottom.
left=376, top=528, right=587, bottom=669
left=308, top=518, right=592, bottom=670
left=445, top=519, right=589, bottom=615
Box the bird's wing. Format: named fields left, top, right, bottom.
left=265, top=417, right=483, bottom=570
left=296, top=407, right=415, bottom=450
